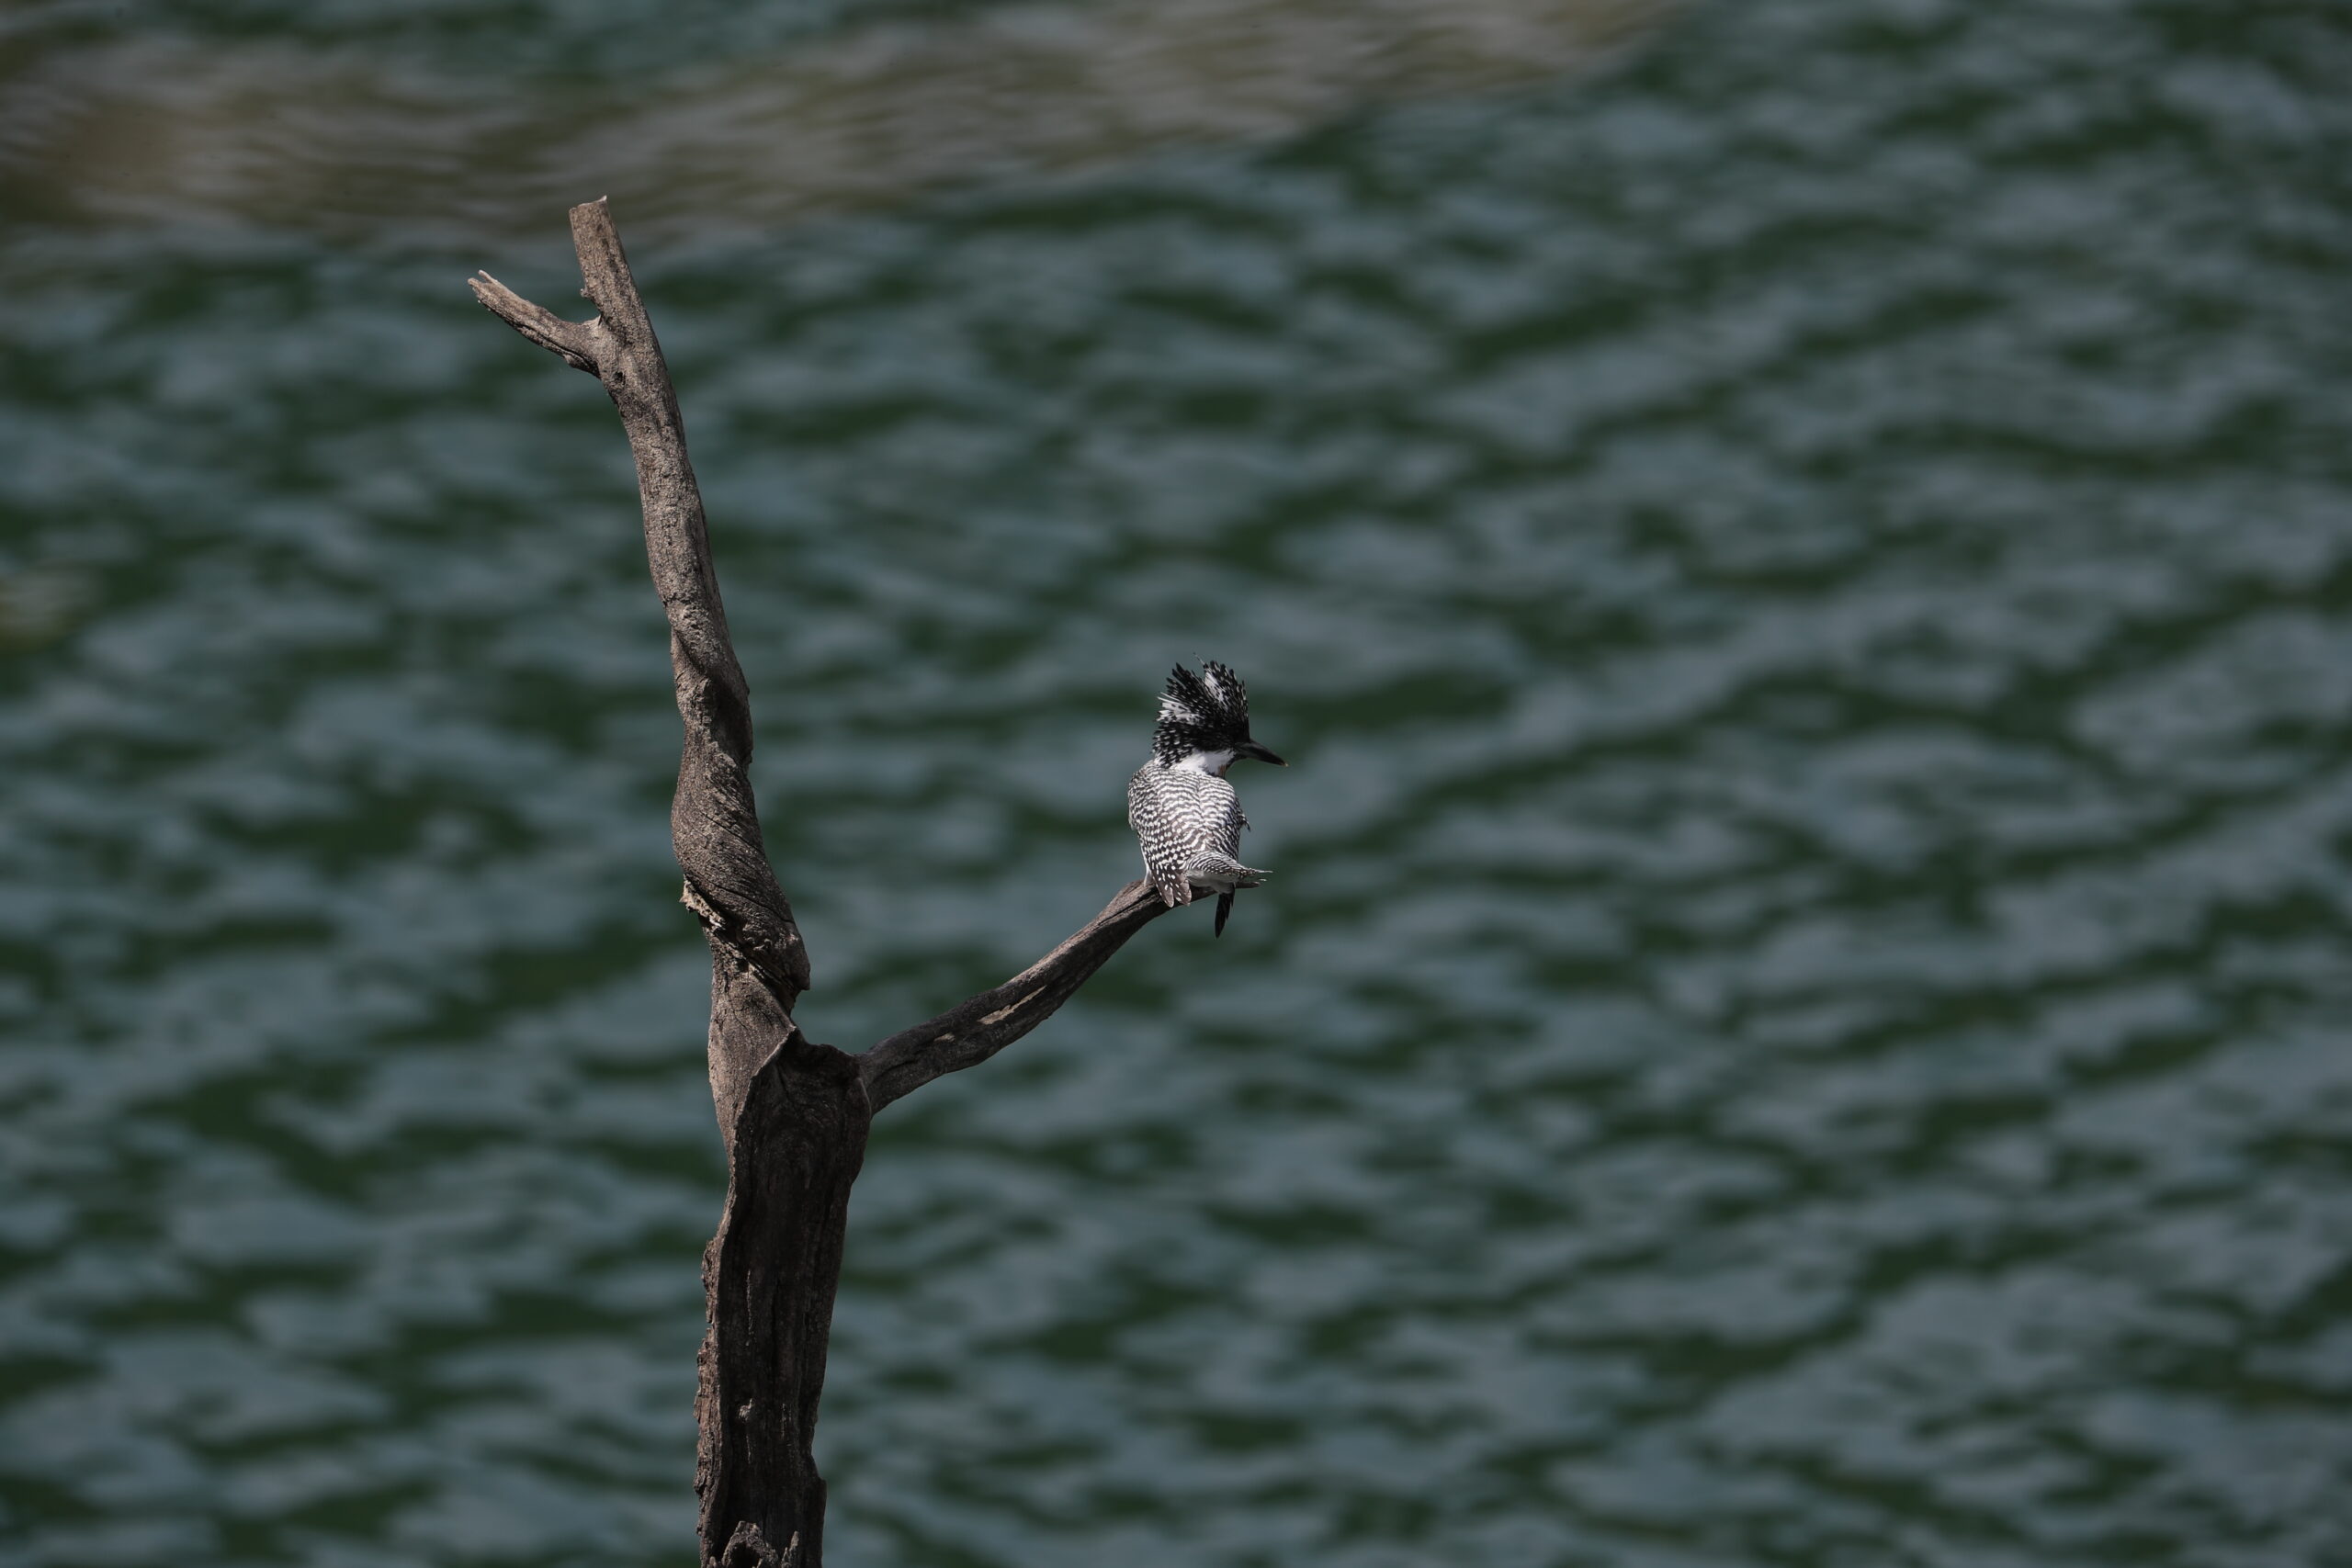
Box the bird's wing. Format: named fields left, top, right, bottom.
left=1204, top=775, right=1246, bottom=858
left=1127, top=765, right=1190, bottom=905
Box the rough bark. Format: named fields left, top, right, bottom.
left=471, top=200, right=1175, bottom=1568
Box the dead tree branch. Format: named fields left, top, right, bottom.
left=478, top=200, right=808, bottom=1135
left=861, top=879, right=1171, bottom=1111
left=471, top=199, right=1175, bottom=1568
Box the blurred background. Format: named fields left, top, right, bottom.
left=5, top=0, right=2351, bottom=1563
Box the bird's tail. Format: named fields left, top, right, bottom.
left=1214, top=891, right=1235, bottom=937
left=1186, top=852, right=1268, bottom=887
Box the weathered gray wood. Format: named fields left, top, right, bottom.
left=471, top=199, right=1179, bottom=1568
left=862, top=880, right=1172, bottom=1111
left=701, top=1039, right=869, bottom=1568
left=476, top=198, right=809, bottom=1135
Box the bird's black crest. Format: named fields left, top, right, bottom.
left=1154, top=660, right=1254, bottom=764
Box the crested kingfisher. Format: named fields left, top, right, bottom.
left=1127, top=660, right=1286, bottom=936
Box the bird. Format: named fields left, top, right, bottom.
left=1127, top=660, right=1286, bottom=936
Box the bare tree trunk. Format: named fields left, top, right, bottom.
left=472, top=201, right=1174, bottom=1568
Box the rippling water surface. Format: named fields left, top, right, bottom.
left=6, top=0, right=2352, bottom=1563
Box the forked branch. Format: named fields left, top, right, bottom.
left=474, top=197, right=808, bottom=1134
left=472, top=198, right=1180, bottom=1568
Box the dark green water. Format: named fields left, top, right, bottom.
left=6, top=0, right=2352, bottom=1563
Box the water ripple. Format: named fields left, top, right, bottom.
left=6, top=0, right=2352, bottom=1563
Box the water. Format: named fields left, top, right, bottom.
left=5, top=0, right=2352, bottom=1563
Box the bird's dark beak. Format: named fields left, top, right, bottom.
left=1236, top=739, right=1286, bottom=767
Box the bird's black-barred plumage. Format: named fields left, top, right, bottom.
left=1127, top=661, right=1284, bottom=935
